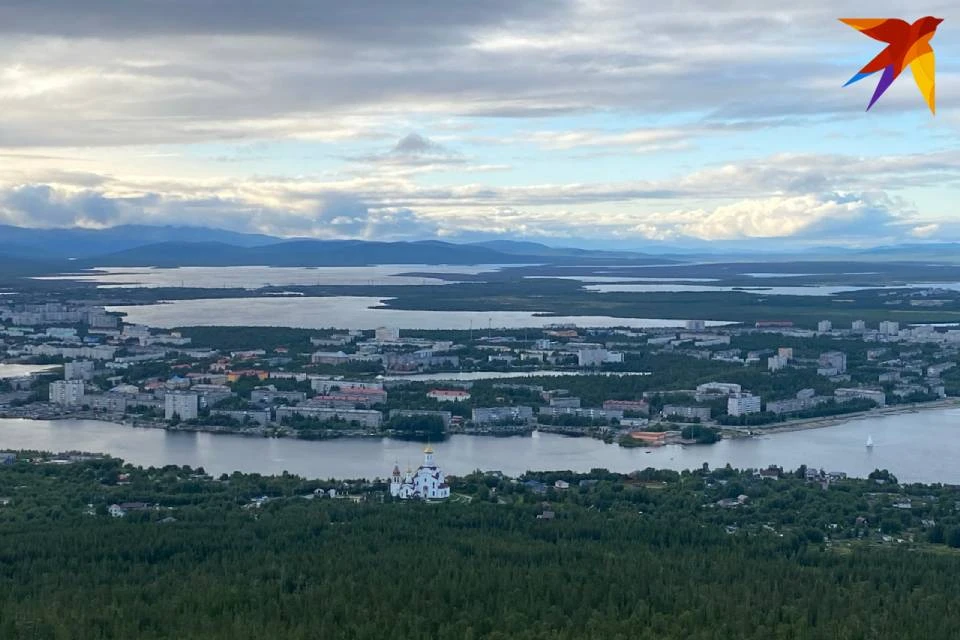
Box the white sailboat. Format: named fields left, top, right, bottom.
left=866, top=435, right=874, bottom=448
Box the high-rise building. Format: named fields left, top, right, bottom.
left=817, top=320, right=832, bottom=333
left=49, top=380, right=84, bottom=406
left=852, top=320, right=866, bottom=332
left=879, top=321, right=900, bottom=335
left=768, top=355, right=788, bottom=371
left=164, top=392, right=199, bottom=421
left=727, top=393, right=762, bottom=417
left=818, top=351, right=847, bottom=374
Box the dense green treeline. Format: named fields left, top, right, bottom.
left=3, top=458, right=960, bottom=638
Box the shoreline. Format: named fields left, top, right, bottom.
left=725, top=398, right=960, bottom=437
left=3, top=398, right=959, bottom=444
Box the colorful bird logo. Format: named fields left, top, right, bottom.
left=840, top=17, right=943, bottom=114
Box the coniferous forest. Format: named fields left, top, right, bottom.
left=2, top=454, right=960, bottom=639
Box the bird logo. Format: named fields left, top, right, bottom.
left=840, top=17, right=943, bottom=114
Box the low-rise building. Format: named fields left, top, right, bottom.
left=427, top=389, right=471, bottom=402
left=539, top=406, right=623, bottom=421
left=662, top=405, right=711, bottom=421
left=602, top=399, right=649, bottom=415
left=694, top=382, right=741, bottom=402
left=835, top=388, right=886, bottom=407
left=250, top=389, right=307, bottom=404
left=472, top=406, right=534, bottom=425
left=765, top=396, right=829, bottom=415
left=275, top=406, right=382, bottom=428
left=210, top=409, right=271, bottom=427
left=64, top=360, right=96, bottom=381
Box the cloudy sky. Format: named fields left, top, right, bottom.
left=1, top=1, right=958, bottom=249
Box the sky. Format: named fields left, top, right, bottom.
left=0, top=0, right=958, bottom=250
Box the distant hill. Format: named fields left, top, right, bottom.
left=83, top=239, right=542, bottom=267
left=467, top=239, right=648, bottom=260
left=0, top=224, right=669, bottom=266
left=0, top=224, right=279, bottom=259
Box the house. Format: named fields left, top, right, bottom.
left=716, top=495, right=748, bottom=508
left=554, top=480, right=570, bottom=490
left=755, top=467, right=780, bottom=480
left=0, top=453, right=15, bottom=465
left=427, top=389, right=471, bottom=402
left=523, top=480, right=548, bottom=494
left=537, top=510, right=556, bottom=520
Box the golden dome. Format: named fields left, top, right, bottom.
left=424, top=445, right=434, bottom=454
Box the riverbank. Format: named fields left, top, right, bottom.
left=726, top=398, right=960, bottom=437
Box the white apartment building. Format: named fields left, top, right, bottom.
left=164, top=392, right=199, bottom=421
left=817, top=320, right=832, bottom=333
left=49, top=380, right=85, bottom=406
left=835, top=388, right=886, bottom=407
left=879, top=321, right=900, bottom=335
left=578, top=348, right=608, bottom=367
left=375, top=327, right=400, bottom=342
left=768, top=355, right=788, bottom=371
left=727, top=393, right=762, bottom=417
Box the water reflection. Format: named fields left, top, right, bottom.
left=2, top=408, right=959, bottom=483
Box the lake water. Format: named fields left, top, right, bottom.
left=107, top=297, right=732, bottom=331
left=0, top=364, right=60, bottom=379
left=35, top=265, right=514, bottom=289
left=586, top=282, right=960, bottom=296
left=2, top=408, right=959, bottom=483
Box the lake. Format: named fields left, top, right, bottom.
left=0, top=364, right=60, bottom=379
left=2, top=407, right=959, bottom=483
left=36, top=265, right=513, bottom=289
left=586, top=282, right=960, bottom=296
left=107, top=297, right=732, bottom=331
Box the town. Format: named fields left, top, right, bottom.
left=1, top=300, right=958, bottom=446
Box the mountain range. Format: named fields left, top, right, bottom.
left=0, top=225, right=669, bottom=268
left=1, top=224, right=959, bottom=269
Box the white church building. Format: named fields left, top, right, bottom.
left=390, top=446, right=450, bottom=500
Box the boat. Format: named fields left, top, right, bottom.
left=866, top=435, right=874, bottom=448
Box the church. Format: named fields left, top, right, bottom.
left=390, top=446, right=450, bottom=500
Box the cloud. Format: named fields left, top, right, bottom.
left=0, top=1, right=568, bottom=41
left=1, top=0, right=956, bottom=151
left=910, top=223, right=941, bottom=239
left=390, top=133, right=447, bottom=156
left=0, top=1, right=956, bottom=249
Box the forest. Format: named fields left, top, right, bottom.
left=2, top=454, right=960, bottom=638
